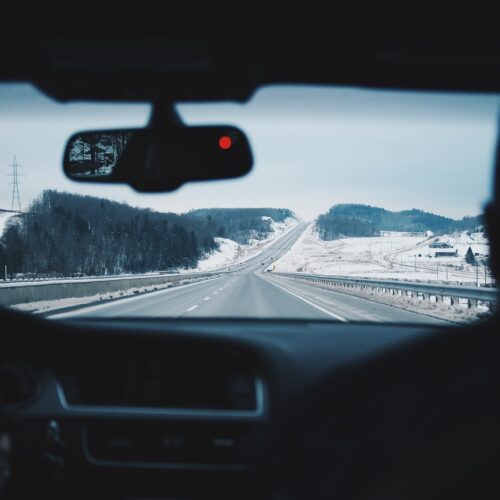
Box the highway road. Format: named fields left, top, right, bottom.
left=50, top=222, right=451, bottom=324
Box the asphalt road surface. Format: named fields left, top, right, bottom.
left=50, top=222, right=450, bottom=324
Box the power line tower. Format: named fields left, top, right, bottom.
left=8, top=155, right=22, bottom=212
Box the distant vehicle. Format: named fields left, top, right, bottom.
left=266, top=269, right=272, bottom=272
left=261, top=262, right=265, bottom=265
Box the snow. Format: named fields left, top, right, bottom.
left=273, top=224, right=493, bottom=285
left=190, top=217, right=300, bottom=272
left=0, top=210, right=20, bottom=236
left=195, top=238, right=241, bottom=271
left=253, top=217, right=300, bottom=247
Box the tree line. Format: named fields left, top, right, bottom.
left=316, top=204, right=484, bottom=240
left=0, top=191, right=294, bottom=277
left=189, top=208, right=295, bottom=244
left=0, top=190, right=219, bottom=277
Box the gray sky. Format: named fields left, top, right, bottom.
left=1, top=83, right=498, bottom=220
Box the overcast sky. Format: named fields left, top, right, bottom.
left=0, top=83, right=498, bottom=220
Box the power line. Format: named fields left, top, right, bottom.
left=7, top=155, right=22, bottom=211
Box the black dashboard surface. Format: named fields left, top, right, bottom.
left=0, top=310, right=453, bottom=499
left=1, top=315, right=448, bottom=416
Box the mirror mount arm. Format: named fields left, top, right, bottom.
left=148, top=101, right=184, bottom=130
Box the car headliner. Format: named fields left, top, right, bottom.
left=1, top=4, right=500, bottom=102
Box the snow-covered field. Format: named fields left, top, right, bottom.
left=273, top=223, right=493, bottom=285
left=0, top=210, right=20, bottom=236
left=190, top=217, right=300, bottom=272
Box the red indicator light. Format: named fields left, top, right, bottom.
left=218, top=136, right=232, bottom=150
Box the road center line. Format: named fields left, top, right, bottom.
left=203, top=296, right=211, bottom=301
left=186, top=305, right=198, bottom=312
left=48, top=276, right=224, bottom=319
left=261, top=276, right=348, bottom=322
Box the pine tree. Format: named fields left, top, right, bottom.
left=465, top=247, right=476, bottom=265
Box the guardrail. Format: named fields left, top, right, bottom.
left=271, top=272, right=498, bottom=309
left=0, top=271, right=227, bottom=307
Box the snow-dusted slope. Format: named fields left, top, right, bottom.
left=273, top=223, right=492, bottom=285
left=191, top=217, right=300, bottom=272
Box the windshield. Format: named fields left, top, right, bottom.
left=0, top=84, right=498, bottom=324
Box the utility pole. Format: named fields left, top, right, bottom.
left=8, top=156, right=22, bottom=211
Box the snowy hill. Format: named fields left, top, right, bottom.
left=0, top=191, right=300, bottom=278
left=317, top=204, right=483, bottom=240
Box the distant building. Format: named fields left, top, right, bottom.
left=429, top=242, right=453, bottom=249
left=379, top=231, right=426, bottom=237
left=434, top=250, right=458, bottom=257
left=429, top=241, right=457, bottom=257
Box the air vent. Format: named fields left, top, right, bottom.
left=57, top=348, right=259, bottom=412
left=85, top=421, right=254, bottom=467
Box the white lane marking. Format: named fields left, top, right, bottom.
left=186, top=305, right=199, bottom=312
left=48, top=276, right=224, bottom=319
left=213, top=291, right=218, bottom=295
left=261, top=276, right=348, bottom=322
left=203, top=296, right=211, bottom=301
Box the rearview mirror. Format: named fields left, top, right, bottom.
left=63, top=125, right=253, bottom=192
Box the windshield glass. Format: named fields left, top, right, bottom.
left=0, top=84, right=498, bottom=324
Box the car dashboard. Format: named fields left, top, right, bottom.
left=0, top=314, right=447, bottom=499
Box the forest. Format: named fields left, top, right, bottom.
left=0, top=191, right=292, bottom=277
left=188, top=208, right=295, bottom=244
left=316, top=204, right=484, bottom=240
